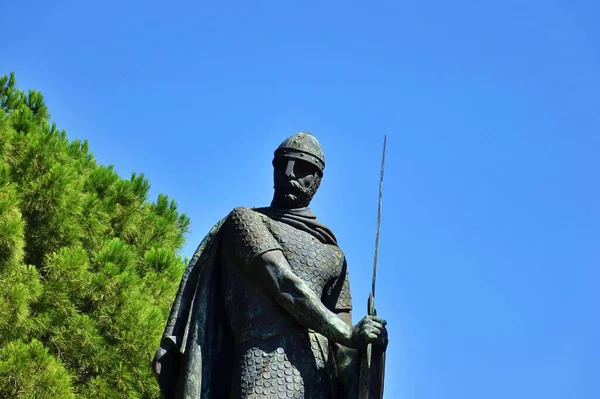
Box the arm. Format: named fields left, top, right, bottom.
left=247, top=250, right=384, bottom=349
left=248, top=250, right=353, bottom=346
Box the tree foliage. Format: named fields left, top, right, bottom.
left=0, top=73, right=190, bottom=398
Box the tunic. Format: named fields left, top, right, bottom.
left=221, top=207, right=352, bottom=399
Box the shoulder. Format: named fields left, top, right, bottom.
left=223, top=207, right=281, bottom=262
left=332, top=245, right=346, bottom=262
left=228, top=206, right=263, bottom=221
left=225, top=207, right=269, bottom=230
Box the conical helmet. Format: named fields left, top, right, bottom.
left=273, top=132, right=325, bottom=174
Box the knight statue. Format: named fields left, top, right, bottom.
left=152, top=132, right=388, bottom=398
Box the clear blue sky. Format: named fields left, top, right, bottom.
left=2, top=1, right=598, bottom=398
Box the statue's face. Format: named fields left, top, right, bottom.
left=272, top=156, right=322, bottom=208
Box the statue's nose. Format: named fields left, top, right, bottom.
left=285, top=160, right=296, bottom=179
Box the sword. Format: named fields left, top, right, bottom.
left=358, top=134, right=387, bottom=399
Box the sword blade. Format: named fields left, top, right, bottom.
left=371, top=133, right=387, bottom=310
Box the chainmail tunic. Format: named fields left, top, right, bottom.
left=221, top=207, right=352, bottom=399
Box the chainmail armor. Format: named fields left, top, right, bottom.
left=221, top=207, right=352, bottom=398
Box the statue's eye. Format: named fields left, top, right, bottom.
left=294, top=160, right=314, bottom=177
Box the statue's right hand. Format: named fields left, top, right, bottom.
left=350, top=315, right=387, bottom=348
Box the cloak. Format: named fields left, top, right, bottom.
left=152, top=207, right=339, bottom=399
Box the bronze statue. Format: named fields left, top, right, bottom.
left=152, top=132, right=388, bottom=398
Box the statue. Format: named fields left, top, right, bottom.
left=152, top=132, right=388, bottom=398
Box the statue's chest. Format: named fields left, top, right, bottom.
left=266, top=219, right=344, bottom=296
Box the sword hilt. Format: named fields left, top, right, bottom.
left=368, top=291, right=375, bottom=316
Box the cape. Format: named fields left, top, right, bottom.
left=152, top=207, right=338, bottom=398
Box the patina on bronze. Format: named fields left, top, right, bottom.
left=152, top=132, right=388, bottom=398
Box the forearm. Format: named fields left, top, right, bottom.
left=278, top=272, right=353, bottom=345
left=252, top=250, right=353, bottom=346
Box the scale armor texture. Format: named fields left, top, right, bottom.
left=221, top=207, right=352, bottom=398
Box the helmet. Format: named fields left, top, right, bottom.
left=273, top=132, right=325, bottom=174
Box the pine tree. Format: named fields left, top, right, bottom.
left=0, top=73, right=191, bottom=398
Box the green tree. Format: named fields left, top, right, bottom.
left=0, top=73, right=191, bottom=398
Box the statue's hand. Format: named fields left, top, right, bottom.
left=373, top=324, right=389, bottom=352
left=350, top=315, right=387, bottom=348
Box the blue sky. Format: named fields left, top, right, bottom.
left=2, top=1, right=599, bottom=398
